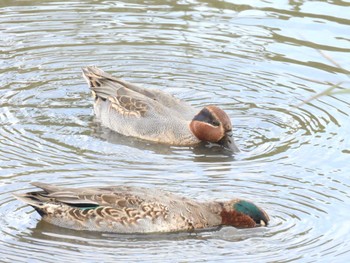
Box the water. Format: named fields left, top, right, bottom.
left=1, top=0, right=350, bottom=262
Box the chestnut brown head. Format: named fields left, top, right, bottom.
left=190, top=105, right=239, bottom=152
left=220, top=200, right=270, bottom=228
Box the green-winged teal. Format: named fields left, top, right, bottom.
left=82, top=66, right=239, bottom=152
left=14, top=183, right=269, bottom=233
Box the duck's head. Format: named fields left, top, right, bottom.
left=220, top=200, right=270, bottom=228
left=190, top=105, right=239, bottom=152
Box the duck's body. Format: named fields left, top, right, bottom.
left=82, top=67, right=238, bottom=151
left=14, top=183, right=269, bottom=233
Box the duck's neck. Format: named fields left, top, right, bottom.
left=167, top=121, right=200, bottom=145
left=206, top=201, right=225, bottom=215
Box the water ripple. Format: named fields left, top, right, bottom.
left=1, top=0, right=350, bottom=262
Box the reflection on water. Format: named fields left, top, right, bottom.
left=1, top=0, right=350, bottom=262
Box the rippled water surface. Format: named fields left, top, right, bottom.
left=1, top=0, right=350, bottom=262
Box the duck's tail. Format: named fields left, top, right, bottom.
left=82, top=66, right=123, bottom=100
left=13, top=189, right=50, bottom=217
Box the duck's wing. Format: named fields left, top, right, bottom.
left=18, top=183, right=160, bottom=208
left=82, top=66, right=195, bottom=119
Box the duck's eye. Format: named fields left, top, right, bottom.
left=211, top=120, right=220, bottom=126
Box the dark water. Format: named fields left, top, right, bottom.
left=1, top=0, right=350, bottom=262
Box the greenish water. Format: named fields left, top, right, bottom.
left=1, top=0, right=350, bottom=262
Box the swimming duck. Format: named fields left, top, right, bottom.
left=82, top=66, right=239, bottom=152
left=14, top=183, right=269, bottom=233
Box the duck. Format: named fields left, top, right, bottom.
left=82, top=66, right=239, bottom=152
left=14, top=183, right=269, bottom=233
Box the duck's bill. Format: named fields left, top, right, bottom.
left=218, top=132, right=240, bottom=153
left=258, top=219, right=268, bottom=227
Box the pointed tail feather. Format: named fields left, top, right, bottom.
left=82, top=66, right=121, bottom=99
left=13, top=192, right=43, bottom=208
left=30, top=182, right=64, bottom=193
left=13, top=192, right=49, bottom=217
